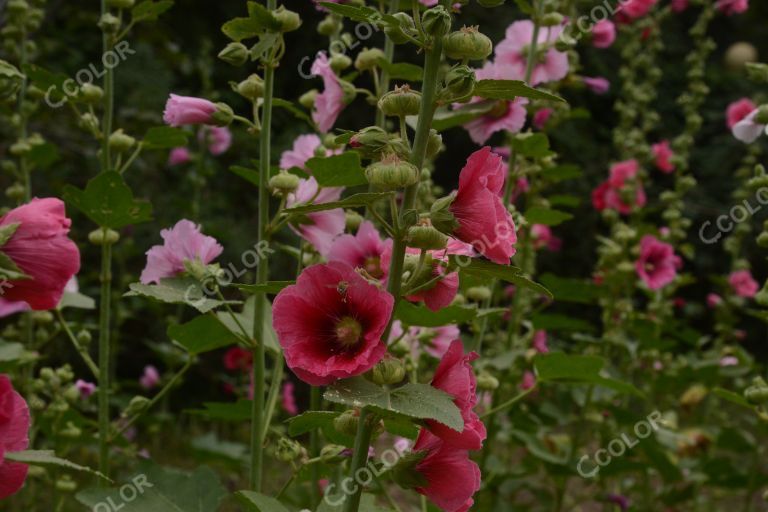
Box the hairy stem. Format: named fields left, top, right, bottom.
left=342, top=408, right=376, bottom=512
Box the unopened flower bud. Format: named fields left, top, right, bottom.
left=467, top=286, right=492, bottom=302
left=421, top=6, right=452, bottom=38
left=385, top=12, right=416, bottom=45
left=275, top=437, right=303, bottom=461
left=299, top=89, right=318, bottom=109
left=79, top=83, right=104, bottom=103
left=98, top=13, right=121, bottom=34
left=108, top=129, right=136, bottom=153
left=555, top=35, right=577, bottom=52
left=5, top=183, right=25, bottom=201
left=274, top=6, right=302, bottom=32
left=0, top=60, right=24, bottom=100
left=124, top=396, right=151, bottom=416
left=425, top=129, right=443, bottom=159
left=320, top=444, right=347, bottom=463
left=9, top=142, right=31, bottom=156
left=318, top=15, right=342, bottom=36
left=88, top=228, right=120, bottom=246
left=443, top=26, right=492, bottom=61
left=55, top=475, right=78, bottom=493
left=371, top=356, right=406, bottom=386
left=210, top=102, right=234, bottom=127
left=7, top=0, right=29, bottom=14
left=407, top=223, right=448, bottom=251
left=345, top=209, right=363, bottom=231
left=541, top=12, right=564, bottom=26
left=330, top=53, right=352, bottom=72
left=477, top=371, right=500, bottom=391
left=218, top=42, right=249, bottom=67
left=334, top=410, right=360, bottom=437
left=79, top=112, right=100, bottom=133
left=365, top=154, right=419, bottom=190
left=350, top=125, right=391, bottom=156
left=355, top=47, right=386, bottom=72
left=378, top=85, right=422, bottom=117
left=746, top=62, right=768, bottom=84
left=63, top=385, right=80, bottom=403
left=76, top=329, right=92, bottom=348
left=680, top=384, right=707, bottom=408
left=444, top=65, right=476, bottom=99
left=237, top=74, right=264, bottom=100
left=755, top=105, right=768, bottom=125
left=745, top=377, right=768, bottom=405
left=269, top=170, right=300, bottom=194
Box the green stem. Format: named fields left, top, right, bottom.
left=342, top=408, right=376, bottom=512
left=375, top=0, right=400, bottom=129
left=97, top=237, right=113, bottom=480
left=310, top=386, right=321, bottom=508
left=54, top=309, right=99, bottom=379
left=480, top=386, right=534, bottom=418
left=524, top=1, right=542, bottom=85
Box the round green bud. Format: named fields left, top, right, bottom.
left=108, top=129, right=136, bottom=153
left=318, top=15, right=342, bottom=36
left=466, top=286, right=492, bottom=302
left=378, top=85, right=422, bottom=117
left=330, top=53, right=352, bottom=72
left=320, top=444, right=347, bottom=463
left=371, top=356, right=406, bottom=386
left=60, top=421, right=82, bottom=439
left=274, top=6, right=302, bottom=32
left=745, top=377, right=768, bottom=405
left=106, top=0, right=135, bottom=9
left=7, top=0, right=29, bottom=14
left=299, top=89, right=318, bottom=109
left=88, top=228, right=120, bottom=246
left=477, top=371, right=500, bottom=391
left=334, top=410, right=360, bottom=437
left=124, top=396, right=151, bottom=417
left=98, top=13, right=121, bottom=34
left=0, top=59, right=24, bottom=100
left=5, top=183, right=26, bottom=201
left=31, top=311, right=54, bottom=324
left=554, top=35, right=577, bottom=52
left=218, top=42, right=249, bottom=67
left=210, top=102, right=235, bottom=127
left=425, top=129, right=443, bottom=160
left=444, top=65, right=476, bottom=99
left=269, top=170, right=300, bottom=194
left=365, top=154, right=420, bottom=190
left=355, top=47, right=386, bottom=72
left=421, top=6, right=452, bottom=38
left=407, top=224, right=448, bottom=251
left=79, top=112, right=100, bottom=133
left=63, top=385, right=80, bottom=403
left=9, top=141, right=31, bottom=156
left=541, top=12, right=564, bottom=27
left=55, top=475, right=78, bottom=493
left=79, top=83, right=104, bottom=103
left=443, top=26, right=492, bottom=61
left=349, top=125, right=391, bottom=156
left=384, top=12, right=416, bottom=45
left=755, top=105, right=768, bottom=125
left=237, top=74, right=264, bottom=100
left=345, top=209, right=363, bottom=232
left=76, top=329, right=92, bottom=347
left=275, top=437, right=303, bottom=462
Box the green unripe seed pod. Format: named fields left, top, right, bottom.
left=334, top=409, right=360, bottom=437
left=443, top=26, right=493, bottom=61
left=371, top=356, right=406, bottom=386
left=274, top=6, right=302, bottom=32
left=237, top=74, right=264, bottom=100
left=269, top=171, right=300, bottom=194
left=88, top=228, right=120, bottom=246
left=378, top=85, right=422, bottom=117
left=355, top=47, right=386, bottom=72
left=407, top=224, right=448, bottom=251
left=299, top=89, right=318, bottom=109
left=365, top=154, right=420, bottom=190
left=108, top=129, right=136, bottom=153
left=384, top=12, right=416, bottom=45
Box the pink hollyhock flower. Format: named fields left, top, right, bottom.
left=167, top=147, right=191, bottom=166
left=0, top=198, right=80, bottom=310
left=413, top=430, right=481, bottom=512
left=652, top=140, right=675, bottom=173
left=592, top=20, right=616, bottom=48
left=716, top=0, right=748, bottom=15
left=532, top=330, right=549, bottom=353
left=729, top=269, right=759, bottom=298
left=163, top=94, right=218, bottom=127
left=464, top=97, right=528, bottom=144
left=281, top=134, right=321, bottom=170
left=617, top=0, right=658, bottom=20
left=726, top=98, right=757, bottom=129
left=530, top=224, right=562, bottom=251
left=671, top=0, right=689, bottom=12
left=223, top=346, right=252, bottom=372
left=449, top=147, right=517, bottom=264
left=198, top=126, right=232, bottom=155
left=311, top=52, right=346, bottom=133
left=719, top=356, right=739, bottom=367
left=426, top=341, right=486, bottom=450
left=592, top=160, right=646, bottom=215
left=286, top=177, right=346, bottom=257
left=140, top=220, right=223, bottom=285
left=0, top=375, right=30, bottom=500
left=272, top=262, right=393, bottom=385
left=583, top=76, right=610, bottom=94
left=521, top=370, right=536, bottom=390
left=327, top=221, right=393, bottom=281
left=533, top=108, right=553, bottom=129
left=281, top=381, right=299, bottom=415
left=75, top=379, right=96, bottom=399
left=494, top=20, right=569, bottom=85
left=0, top=298, right=30, bottom=318
left=423, top=325, right=461, bottom=359
left=707, top=293, right=723, bottom=308
left=139, top=365, right=161, bottom=390
left=407, top=239, right=474, bottom=312
left=732, top=109, right=766, bottom=143
left=635, top=235, right=681, bottom=290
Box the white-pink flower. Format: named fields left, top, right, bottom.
left=583, top=76, right=610, bottom=95
left=280, top=134, right=342, bottom=171
left=139, top=365, right=161, bottom=390
left=494, top=20, right=569, bottom=85
left=732, top=109, right=767, bottom=143
left=140, top=220, right=223, bottom=284
left=286, top=177, right=346, bottom=257
left=311, top=52, right=346, bottom=133
left=167, top=147, right=191, bottom=167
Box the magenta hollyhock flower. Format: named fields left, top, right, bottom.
left=0, top=198, right=80, bottom=310
left=592, top=160, right=646, bottom=215
left=281, top=381, right=299, bottom=415
left=533, top=108, right=553, bottom=130
left=139, top=365, right=161, bottom=390
left=407, top=239, right=474, bottom=312
left=311, top=52, right=346, bottom=133
left=726, top=98, right=757, bottom=129
left=521, top=370, right=536, bottom=390
left=583, top=76, right=610, bottom=95
left=732, top=109, right=766, bottom=143
left=75, top=379, right=96, bottom=399
left=140, top=220, right=223, bottom=285
left=652, top=140, right=675, bottom=173
left=286, top=177, right=346, bottom=257
left=413, top=430, right=481, bottom=512
left=592, top=19, right=616, bottom=48
left=494, top=20, right=569, bottom=85
left=0, top=375, right=30, bottom=500
left=426, top=341, right=486, bottom=450
left=280, top=134, right=321, bottom=170
left=715, top=0, right=748, bottom=15
left=163, top=94, right=218, bottom=127
left=728, top=270, right=759, bottom=298
left=617, top=0, right=658, bottom=20
left=327, top=221, right=393, bottom=281
left=449, top=147, right=517, bottom=264
left=272, top=262, right=394, bottom=385
left=706, top=293, right=723, bottom=308
left=532, top=330, right=549, bottom=353
left=167, top=147, right=191, bottom=166
left=423, top=325, right=461, bottom=359
left=223, top=346, right=252, bottom=373
left=198, top=126, right=232, bottom=155
left=635, top=235, right=681, bottom=290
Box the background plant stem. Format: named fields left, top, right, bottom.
left=342, top=408, right=375, bottom=512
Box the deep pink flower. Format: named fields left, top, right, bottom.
left=198, top=126, right=232, bottom=155
left=726, top=98, right=757, bottom=129
left=592, top=20, right=616, bottom=48
left=532, top=330, right=549, bottom=353
left=311, top=52, right=346, bottom=133
left=520, top=370, right=536, bottom=390
left=707, top=293, right=723, bottom=308
left=583, top=76, right=610, bottom=95
left=732, top=109, right=766, bottom=143
left=0, top=198, right=80, bottom=310
left=729, top=270, right=759, bottom=298
left=0, top=298, right=29, bottom=318
left=327, top=221, right=392, bottom=281
left=0, top=375, right=30, bottom=500
left=426, top=340, right=486, bottom=450
left=671, top=0, right=689, bottom=12
left=139, top=365, right=161, bottom=390
left=592, top=160, right=646, bottom=215
left=281, top=134, right=321, bottom=170
left=617, top=0, right=658, bottom=20
left=413, top=430, right=481, bottom=512
left=716, top=0, right=748, bottom=15
left=140, top=220, right=223, bottom=285
left=635, top=235, right=681, bottom=290
left=286, top=177, right=346, bottom=257
left=652, top=140, right=675, bottom=173
left=406, top=239, right=472, bottom=312
left=163, top=94, right=218, bottom=127
left=533, top=108, right=553, bottom=130
left=75, top=379, right=96, bottom=399
left=167, top=147, right=191, bottom=166
left=449, top=147, right=517, bottom=264
left=223, top=347, right=252, bottom=372
left=494, top=20, right=569, bottom=85
left=272, top=262, right=394, bottom=385
left=530, top=224, right=561, bottom=251
left=281, top=381, right=299, bottom=415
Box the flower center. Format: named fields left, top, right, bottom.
left=364, top=256, right=384, bottom=279
left=335, top=316, right=363, bottom=347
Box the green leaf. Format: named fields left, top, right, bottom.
left=513, top=0, right=534, bottom=14
left=22, top=64, right=68, bottom=103
left=474, top=79, right=566, bottom=103
left=222, top=18, right=266, bottom=42
left=306, top=152, right=367, bottom=187
left=524, top=207, right=573, bottom=226
left=324, top=378, right=463, bottom=431
left=167, top=315, right=240, bottom=355
left=57, top=291, right=96, bottom=310
left=5, top=450, right=110, bottom=481
left=132, top=0, right=174, bottom=22
left=237, top=492, right=291, bottom=512
left=230, top=165, right=261, bottom=187
left=712, top=387, right=753, bottom=408
left=285, top=192, right=392, bottom=214
left=318, top=3, right=383, bottom=23
left=186, top=399, right=253, bottom=421
left=395, top=301, right=477, bottom=327
left=424, top=101, right=495, bottom=132
left=249, top=32, right=280, bottom=61
left=125, top=277, right=229, bottom=314
left=192, top=433, right=247, bottom=462
left=450, top=258, right=553, bottom=298
left=287, top=411, right=339, bottom=436
left=377, top=59, right=423, bottom=82
left=541, top=164, right=582, bottom=182
left=0, top=222, right=20, bottom=247
left=76, top=462, right=226, bottom=512
left=143, top=126, right=189, bottom=149
left=532, top=312, right=594, bottom=332
left=63, top=172, right=152, bottom=228
left=0, top=341, right=24, bottom=363
left=548, top=194, right=581, bottom=207
left=272, top=98, right=313, bottom=125
left=510, top=133, right=552, bottom=158
left=234, top=281, right=294, bottom=294
left=534, top=353, right=641, bottom=396
left=539, top=273, right=601, bottom=304
left=27, top=142, right=59, bottom=169
left=246, top=2, right=282, bottom=30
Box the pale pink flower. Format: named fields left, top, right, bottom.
left=719, top=356, right=739, bottom=367
left=139, top=365, right=160, bottom=390
left=494, top=20, right=569, bottom=85
left=286, top=177, right=346, bottom=257
left=732, top=109, right=766, bottom=143
left=652, top=140, right=675, bottom=173
left=592, top=20, right=616, bottom=48
left=75, top=379, right=96, bottom=399
left=583, top=76, right=610, bottom=95
left=0, top=299, right=30, bottom=318
left=163, top=94, right=218, bottom=127
left=198, top=126, right=232, bottom=155
left=167, top=147, right=191, bottom=166
left=140, top=220, right=223, bottom=284
left=311, top=52, right=346, bottom=133
left=530, top=224, right=561, bottom=251
left=463, top=63, right=528, bottom=144
left=635, top=235, right=681, bottom=290
left=729, top=270, right=759, bottom=298
left=617, top=0, right=658, bottom=20
left=716, top=0, right=748, bottom=15
left=281, top=134, right=322, bottom=170
left=726, top=98, right=757, bottom=129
